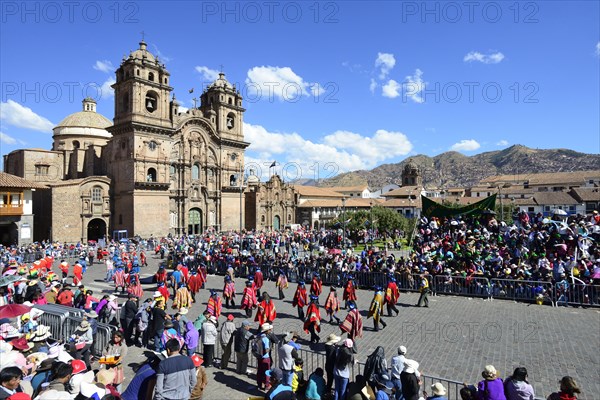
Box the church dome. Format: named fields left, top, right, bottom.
left=208, top=72, right=234, bottom=91
left=128, top=40, right=156, bottom=63
left=53, top=98, right=112, bottom=140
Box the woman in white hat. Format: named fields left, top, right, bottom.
left=69, top=320, right=93, bottom=369
left=477, top=365, right=506, bottom=400
left=400, top=360, right=421, bottom=400
left=424, top=382, right=447, bottom=400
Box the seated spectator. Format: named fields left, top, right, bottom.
left=265, top=367, right=295, bottom=400
left=547, top=376, right=581, bottom=400
left=477, top=365, right=506, bottom=400
left=426, top=382, right=448, bottom=400
left=504, top=367, right=535, bottom=400
left=305, top=368, right=325, bottom=400
left=0, top=367, right=26, bottom=399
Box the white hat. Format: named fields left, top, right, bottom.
left=108, top=295, right=117, bottom=302
left=31, top=325, right=52, bottom=342
left=432, top=382, right=447, bottom=396
left=325, top=334, right=341, bottom=345
left=80, top=381, right=107, bottom=398
left=178, top=307, right=189, bottom=315
left=35, top=389, right=75, bottom=400
left=403, top=359, right=419, bottom=374
left=482, top=365, right=498, bottom=380
left=398, top=346, right=407, bottom=355
left=260, top=322, right=273, bottom=332
left=209, top=316, right=217, bottom=324
left=153, top=291, right=162, bottom=298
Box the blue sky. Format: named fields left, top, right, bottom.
left=1, top=1, right=599, bottom=180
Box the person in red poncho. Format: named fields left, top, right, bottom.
left=385, top=276, right=400, bottom=317
left=255, top=292, right=276, bottom=325
left=206, top=289, right=222, bottom=318
left=325, top=286, right=341, bottom=324
left=253, top=267, right=264, bottom=298
left=241, top=279, right=258, bottom=318
left=310, top=272, right=322, bottom=302
left=187, top=270, right=202, bottom=302
left=276, top=270, right=288, bottom=300
left=343, top=276, right=357, bottom=309
left=72, top=261, right=83, bottom=286
left=340, top=300, right=363, bottom=353
left=157, top=282, right=170, bottom=302
left=59, top=260, right=69, bottom=283
left=292, top=281, right=308, bottom=320
left=223, top=275, right=236, bottom=308
left=304, top=294, right=321, bottom=343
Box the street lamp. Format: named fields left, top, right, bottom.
left=369, top=200, right=373, bottom=245
left=341, top=197, right=346, bottom=249
left=489, top=182, right=512, bottom=222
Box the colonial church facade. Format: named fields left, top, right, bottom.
left=4, top=41, right=251, bottom=242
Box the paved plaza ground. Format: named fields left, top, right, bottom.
left=78, top=253, right=600, bottom=400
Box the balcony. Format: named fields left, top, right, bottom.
left=0, top=204, right=23, bottom=216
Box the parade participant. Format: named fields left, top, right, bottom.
left=56, top=284, right=74, bottom=307
left=170, top=265, right=183, bottom=299
left=343, top=275, right=357, bottom=310
left=72, top=261, right=83, bottom=286
left=113, top=264, right=127, bottom=294
left=304, top=295, right=322, bottom=343
left=155, top=266, right=168, bottom=285
left=368, top=287, right=387, bottom=331
left=206, top=289, right=223, bottom=319
left=157, top=282, right=170, bottom=303
left=59, top=260, right=69, bottom=283
left=241, top=280, right=258, bottom=318
left=254, top=266, right=264, bottom=298
left=188, top=270, right=203, bottom=302
left=416, top=273, right=430, bottom=308
left=340, top=301, right=363, bottom=352
left=292, top=281, right=308, bottom=320
left=310, top=272, right=323, bottom=301
left=325, top=286, right=342, bottom=325
left=385, top=277, right=400, bottom=317
left=255, top=292, right=277, bottom=326
left=173, top=282, right=193, bottom=310
left=127, top=272, right=144, bottom=299
left=276, top=270, right=289, bottom=300
left=223, top=275, right=236, bottom=308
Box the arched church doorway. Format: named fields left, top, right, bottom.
left=273, top=215, right=281, bottom=230
left=188, top=208, right=202, bottom=235
left=87, top=219, right=106, bottom=241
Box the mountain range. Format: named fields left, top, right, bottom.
left=295, top=145, right=600, bottom=189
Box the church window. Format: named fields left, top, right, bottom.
left=193, top=188, right=199, bottom=198
left=92, top=186, right=102, bottom=202
left=226, top=113, right=235, bottom=129
left=228, top=97, right=232, bottom=105
left=148, top=141, right=158, bottom=151
left=288, top=214, right=291, bottom=221
left=261, top=215, right=265, bottom=223
left=164, top=78, right=167, bottom=84
left=170, top=164, right=176, bottom=175
left=148, top=72, right=155, bottom=81
left=145, top=91, right=158, bottom=113
left=73, top=140, right=80, bottom=149
left=137, top=69, right=140, bottom=76
left=147, top=168, right=157, bottom=182
left=192, top=164, right=200, bottom=180
left=230, top=174, right=237, bottom=186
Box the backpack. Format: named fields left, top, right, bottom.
left=251, top=335, right=265, bottom=358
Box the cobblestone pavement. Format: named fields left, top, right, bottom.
left=78, top=253, right=599, bottom=400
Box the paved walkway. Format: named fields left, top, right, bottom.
left=77, top=253, right=599, bottom=400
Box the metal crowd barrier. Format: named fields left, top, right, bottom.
left=64, top=315, right=117, bottom=355
left=33, top=303, right=85, bottom=339
left=432, top=275, right=492, bottom=298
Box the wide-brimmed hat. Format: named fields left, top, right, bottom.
left=76, top=320, right=90, bottom=330
left=398, top=346, right=407, bottom=355
left=325, top=334, right=341, bottom=345
left=482, top=365, right=498, bottom=380
left=178, top=307, right=189, bottom=315
left=153, top=291, right=162, bottom=298
left=95, top=368, right=116, bottom=385
left=431, top=382, right=447, bottom=396
left=260, top=323, right=273, bottom=332
left=85, top=311, right=98, bottom=319
left=36, top=357, right=54, bottom=372
left=209, top=316, right=217, bottom=324
left=108, top=295, right=117, bottom=301
left=31, top=325, right=52, bottom=342
left=80, top=381, right=107, bottom=398
left=403, top=359, right=419, bottom=374
left=375, top=374, right=394, bottom=393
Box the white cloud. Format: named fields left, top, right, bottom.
left=382, top=79, right=401, bottom=98
left=496, top=140, right=509, bottom=146
left=245, top=66, right=321, bottom=101
left=195, top=66, right=220, bottom=83
left=93, top=60, right=115, bottom=73
left=0, top=132, right=17, bottom=145
left=152, top=44, right=171, bottom=63
left=403, top=69, right=426, bottom=103
left=596, top=42, right=600, bottom=57
left=369, top=79, right=378, bottom=94
left=98, top=77, right=115, bottom=99
left=0, top=100, right=54, bottom=132
left=464, top=51, right=505, bottom=64
left=450, top=139, right=481, bottom=152
left=243, top=123, right=413, bottom=176
left=375, top=52, right=396, bottom=79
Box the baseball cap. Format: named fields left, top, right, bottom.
left=265, top=367, right=283, bottom=380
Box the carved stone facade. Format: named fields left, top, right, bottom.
left=3, top=41, right=250, bottom=241
left=245, top=174, right=297, bottom=230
